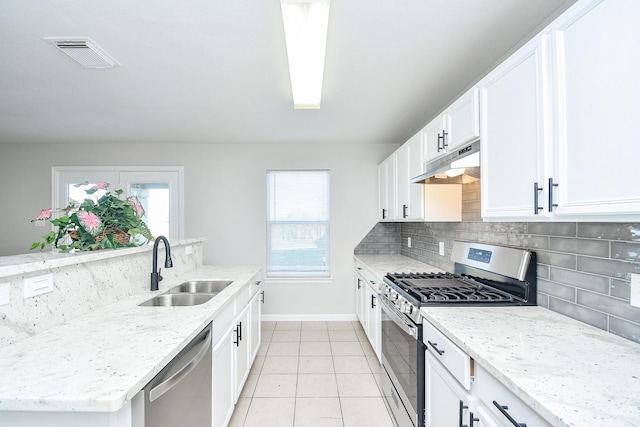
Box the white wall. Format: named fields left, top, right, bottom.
left=0, top=142, right=395, bottom=317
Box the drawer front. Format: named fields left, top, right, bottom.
left=422, top=320, right=472, bottom=389
left=212, top=300, right=236, bottom=344
left=475, top=365, right=550, bottom=427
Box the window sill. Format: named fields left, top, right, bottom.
left=263, top=277, right=333, bottom=285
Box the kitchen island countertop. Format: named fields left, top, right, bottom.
left=0, top=264, right=261, bottom=413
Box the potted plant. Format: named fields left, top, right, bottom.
left=31, top=182, right=154, bottom=252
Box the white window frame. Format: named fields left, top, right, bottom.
left=52, top=166, right=184, bottom=240
left=266, top=169, right=330, bottom=279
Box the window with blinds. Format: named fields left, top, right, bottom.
left=267, top=170, right=330, bottom=277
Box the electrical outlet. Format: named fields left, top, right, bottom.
left=439, top=242, right=445, bottom=256
left=185, top=245, right=193, bottom=255
left=0, top=283, right=9, bottom=306
left=23, top=274, right=54, bottom=299
left=631, top=274, right=640, bottom=308
left=407, top=237, right=412, bottom=248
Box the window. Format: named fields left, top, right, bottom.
left=53, top=167, right=183, bottom=240
left=267, top=170, right=330, bottom=278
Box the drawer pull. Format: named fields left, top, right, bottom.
left=459, top=400, right=468, bottom=427
left=493, top=401, right=527, bottom=427
left=427, top=340, right=445, bottom=356
left=469, top=411, right=479, bottom=427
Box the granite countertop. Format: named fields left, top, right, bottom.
left=0, top=264, right=261, bottom=413
left=355, top=254, right=640, bottom=427
left=422, top=306, right=640, bottom=427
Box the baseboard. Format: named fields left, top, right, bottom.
left=261, top=313, right=358, bottom=322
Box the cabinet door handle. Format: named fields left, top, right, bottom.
left=357, top=278, right=362, bottom=289
left=371, top=294, right=376, bottom=308
left=548, top=177, right=558, bottom=212
left=382, top=208, right=387, bottom=219
left=437, top=133, right=443, bottom=151
left=533, top=182, right=543, bottom=214
left=492, top=401, right=527, bottom=427
left=238, top=321, right=243, bottom=341
left=468, top=411, right=479, bottom=427
left=233, top=326, right=240, bottom=346
left=402, top=204, right=408, bottom=218
left=260, top=290, right=265, bottom=303
left=427, top=340, right=445, bottom=355
left=442, top=130, right=449, bottom=148
left=459, top=400, right=468, bottom=427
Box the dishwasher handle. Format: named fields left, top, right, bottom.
left=149, top=328, right=212, bottom=402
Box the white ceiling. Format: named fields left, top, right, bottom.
left=0, top=0, right=575, bottom=146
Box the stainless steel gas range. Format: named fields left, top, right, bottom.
left=378, top=241, right=537, bottom=427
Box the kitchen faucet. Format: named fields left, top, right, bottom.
left=151, top=236, right=173, bottom=291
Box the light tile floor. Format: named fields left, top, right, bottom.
left=228, top=321, right=396, bottom=427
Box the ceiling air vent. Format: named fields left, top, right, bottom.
left=45, top=37, right=120, bottom=68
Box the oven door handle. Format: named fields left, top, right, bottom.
left=380, top=296, right=418, bottom=339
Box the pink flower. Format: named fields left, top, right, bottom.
left=77, top=211, right=104, bottom=236
left=34, top=209, right=52, bottom=221
left=92, top=182, right=109, bottom=190
left=128, top=197, right=145, bottom=218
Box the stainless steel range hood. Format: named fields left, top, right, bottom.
left=411, top=140, right=480, bottom=184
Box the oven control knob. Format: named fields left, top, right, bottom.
left=406, top=305, right=414, bottom=315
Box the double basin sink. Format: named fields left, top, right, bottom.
left=139, top=280, right=233, bottom=307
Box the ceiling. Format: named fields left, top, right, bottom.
left=0, top=0, right=575, bottom=146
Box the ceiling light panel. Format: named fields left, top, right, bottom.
left=45, top=38, right=121, bottom=68
left=280, top=0, right=330, bottom=109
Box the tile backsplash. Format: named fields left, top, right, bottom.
left=356, top=221, right=640, bottom=344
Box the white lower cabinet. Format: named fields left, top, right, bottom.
left=212, top=281, right=263, bottom=427
left=354, top=261, right=381, bottom=361
left=212, top=325, right=235, bottom=427
left=474, top=365, right=550, bottom=427
left=425, top=351, right=475, bottom=427
left=364, top=280, right=381, bottom=360
left=423, top=319, right=550, bottom=427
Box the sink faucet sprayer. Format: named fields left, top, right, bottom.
left=151, top=236, right=173, bottom=291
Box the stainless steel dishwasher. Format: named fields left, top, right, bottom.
left=143, top=323, right=212, bottom=427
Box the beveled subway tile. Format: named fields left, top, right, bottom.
left=612, top=241, right=640, bottom=262
left=244, top=397, right=295, bottom=427
left=609, top=317, right=640, bottom=344
left=550, top=268, right=610, bottom=295
left=577, top=256, right=640, bottom=280
left=549, top=297, right=608, bottom=330
left=550, top=237, right=609, bottom=258
left=294, top=397, right=343, bottom=427
left=577, top=222, right=640, bottom=241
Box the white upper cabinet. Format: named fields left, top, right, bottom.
left=396, top=132, right=426, bottom=220
left=481, top=0, right=640, bottom=222
left=378, top=156, right=396, bottom=220
left=425, top=88, right=480, bottom=162
left=480, top=34, right=551, bottom=220
left=548, top=0, right=640, bottom=220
